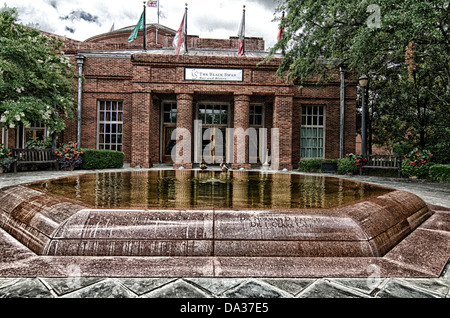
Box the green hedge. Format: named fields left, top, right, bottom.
left=81, top=149, right=124, bottom=170
left=298, top=159, right=338, bottom=172
left=429, top=164, right=450, bottom=182
left=337, top=157, right=358, bottom=175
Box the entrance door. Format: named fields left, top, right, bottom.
left=161, top=101, right=177, bottom=163
left=201, top=127, right=226, bottom=163
left=162, top=125, right=176, bottom=163
left=197, top=103, right=229, bottom=164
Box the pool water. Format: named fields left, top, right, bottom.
left=29, top=170, right=392, bottom=210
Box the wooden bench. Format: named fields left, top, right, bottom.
left=359, top=154, right=403, bottom=177
left=12, top=148, right=59, bottom=173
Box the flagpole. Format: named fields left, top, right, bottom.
left=238, top=5, right=245, bottom=57
left=156, top=0, right=160, bottom=45
left=184, top=3, right=188, bottom=54
left=143, top=1, right=147, bottom=51
left=243, top=5, right=245, bottom=56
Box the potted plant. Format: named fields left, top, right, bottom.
left=0, top=144, right=14, bottom=173
left=55, top=142, right=84, bottom=171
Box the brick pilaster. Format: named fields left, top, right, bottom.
left=131, top=92, right=151, bottom=168
left=173, top=93, right=194, bottom=169
left=273, top=95, right=293, bottom=170
left=231, top=94, right=251, bottom=170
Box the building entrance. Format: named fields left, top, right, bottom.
left=197, top=103, right=229, bottom=164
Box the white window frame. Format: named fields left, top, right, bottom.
left=97, top=100, right=124, bottom=152
left=300, top=105, right=326, bottom=158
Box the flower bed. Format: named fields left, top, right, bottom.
left=55, top=142, right=83, bottom=171
left=401, top=148, right=433, bottom=178
left=0, top=144, right=14, bottom=172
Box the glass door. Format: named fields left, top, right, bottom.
left=197, top=103, right=229, bottom=164
left=162, top=102, right=177, bottom=163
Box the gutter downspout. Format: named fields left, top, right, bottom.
left=76, top=55, right=85, bottom=148
left=339, top=65, right=346, bottom=159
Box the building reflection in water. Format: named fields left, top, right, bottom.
left=31, top=170, right=391, bottom=210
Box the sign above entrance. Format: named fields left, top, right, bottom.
left=185, top=68, right=243, bottom=82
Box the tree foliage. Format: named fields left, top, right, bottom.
left=0, top=8, right=77, bottom=133
left=269, top=0, right=449, bottom=160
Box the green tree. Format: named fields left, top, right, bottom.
left=269, top=0, right=449, bottom=160
left=0, top=8, right=77, bottom=134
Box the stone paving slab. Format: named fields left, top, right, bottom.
left=0, top=168, right=449, bottom=299
left=1, top=275, right=449, bottom=298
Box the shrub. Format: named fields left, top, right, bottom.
left=25, top=137, right=54, bottom=150
left=429, top=164, right=450, bottom=182
left=298, top=159, right=323, bottom=172
left=298, top=159, right=339, bottom=172
left=400, top=148, right=433, bottom=178
left=337, top=157, right=358, bottom=175
left=336, top=153, right=365, bottom=175
left=81, top=149, right=124, bottom=170
left=429, top=142, right=450, bottom=164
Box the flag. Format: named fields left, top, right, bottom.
left=147, top=0, right=158, bottom=7
left=173, top=12, right=186, bottom=55
left=110, top=23, right=115, bottom=32
left=237, top=6, right=245, bottom=57
left=128, top=10, right=145, bottom=43
left=277, top=11, right=284, bottom=41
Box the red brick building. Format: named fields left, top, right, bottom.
left=2, top=24, right=356, bottom=170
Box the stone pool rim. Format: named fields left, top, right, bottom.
left=0, top=169, right=448, bottom=278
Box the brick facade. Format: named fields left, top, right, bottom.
left=2, top=25, right=356, bottom=170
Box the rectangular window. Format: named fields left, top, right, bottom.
left=301, top=105, right=325, bottom=158
left=197, top=103, right=228, bottom=126
left=24, top=121, right=46, bottom=145
left=249, top=104, right=263, bottom=127
left=249, top=104, right=264, bottom=163
left=98, top=100, right=123, bottom=152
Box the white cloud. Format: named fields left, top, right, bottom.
left=3, top=0, right=280, bottom=49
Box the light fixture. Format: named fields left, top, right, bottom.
left=359, top=75, right=369, bottom=87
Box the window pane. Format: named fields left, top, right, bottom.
left=319, top=116, right=324, bottom=126
left=255, top=115, right=262, bottom=126
left=171, top=111, right=177, bottom=123
left=164, top=113, right=170, bottom=123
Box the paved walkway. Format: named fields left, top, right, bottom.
left=0, top=168, right=448, bottom=299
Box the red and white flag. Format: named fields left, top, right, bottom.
left=173, top=12, right=186, bottom=55
left=277, top=11, right=284, bottom=41
left=237, top=7, right=245, bottom=57
left=147, top=0, right=158, bottom=8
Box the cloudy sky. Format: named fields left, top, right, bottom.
left=3, top=0, right=281, bottom=49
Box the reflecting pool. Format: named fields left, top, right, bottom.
left=28, top=170, right=392, bottom=210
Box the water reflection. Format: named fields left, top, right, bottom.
left=29, top=170, right=391, bottom=210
